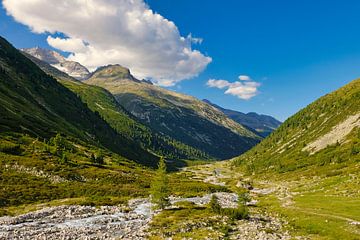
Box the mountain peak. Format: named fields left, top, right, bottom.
left=89, top=64, right=152, bottom=84
left=21, top=47, right=90, bottom=80
left=22, top=47, right=65, bottom=64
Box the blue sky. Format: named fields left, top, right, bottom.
left=1, top=1, right=360, bottom=121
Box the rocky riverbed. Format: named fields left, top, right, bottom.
left=0, top=162, right=297, bottom=240
left=0, top=199, right=153, bottom=240
left=0, top=192, right=239, bottom=240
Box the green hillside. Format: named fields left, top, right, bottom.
left=86, top=65, right=261, bottom=159
left=0, top=133, right=152, bottom=214
left=0, top=36, right=157, bottom=166
left=234, top=78, right=360, bottom=173
left=61, top=80, right=210, bottom=161
left=21, top=53, right=211, bottom=161
left=232, top=79, right=360, bottom=239
left=0, top=36, right=222, bottom=219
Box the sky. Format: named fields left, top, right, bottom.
left=1, top=0, right=360, bottom=121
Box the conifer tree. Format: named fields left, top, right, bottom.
left=150, top=157, right=169, bottom=209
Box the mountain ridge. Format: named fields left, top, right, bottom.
left=203, top=99, right=282, bottom=137
left=22, top=54, right=212, bottom=162
left=85, top=64, right=261, bottom=159
left=234, top=77, right=360, bottom=173
left=0, top=36, right=157, bottom=166
left=22, top=47, right=90, bottom=80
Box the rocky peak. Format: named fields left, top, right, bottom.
left=89, top=64, right=141, bottom=83
left=21, top=47, right=90, bottom=80
left=22, top=47, right=65, bottom=64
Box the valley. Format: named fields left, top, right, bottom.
left=0, top=23, right=359, bottom=240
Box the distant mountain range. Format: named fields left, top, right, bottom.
left=203, top=99, right=282, bottom=137
left=85, top=64, right=261, bottom=159
left=20, top=45, right=282, bottom=161
left=22, top=47, right=90, bottom=80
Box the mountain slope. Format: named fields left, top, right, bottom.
left=234, top=78, right=360, bottom=173
left=22, top=52, right=211, bottom=162
left=203, top=99, right=282, bottom=137
left=0, top=36, right=157, bottom=166
left=62, top=80, right=211, bottom=161
left=22, top=47, right=90, bottom=80
left=85, top=65, right=261, bottom=159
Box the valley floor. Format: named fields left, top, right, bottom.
left=197, top=161, right=360, bottom=240
left=1, top=155, right=359, bottom=239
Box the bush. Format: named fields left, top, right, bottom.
left=91, top=150, right=104, bottom=165
left=0, top=142, right=21, bottom=155
left=222, top=204, right=248, bottom=220
left=174, top=201, right=197, bottom=209
left=208, top=194, right=249, bottom=220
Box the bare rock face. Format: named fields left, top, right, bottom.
left=22, top=47, right=90, bottom=80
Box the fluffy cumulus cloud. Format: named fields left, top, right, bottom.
left=3, top=0, right=212, bottom=86
left=206, top=75, right=260, bottom=100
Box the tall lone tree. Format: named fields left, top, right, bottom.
left=150, top=157, right=169, bottom=209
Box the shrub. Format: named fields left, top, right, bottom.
left=91, top=150, right=104, bottom=165
left=209, top=195, right=221, bottom=213
left=208, top=194, right=249, bottom=220
left=174, top=201, right=197, bottom=209
left=222, top=204, right=248, bottom=220
left=0, top=142, right=21, bottom=155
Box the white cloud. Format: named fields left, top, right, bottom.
left=47, top=36, right=88, bottom=53
left=206, top=79, right=231, bottom=89
left=187, top=34, right=203, bottom=44
left=3, top=0, right=211, bottom=86
left=224, top=81, right=260, bottom=100
left=206, top=76, right=260, bottom=100
left=238, top=75, right=251, bottom=81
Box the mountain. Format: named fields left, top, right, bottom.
left=61, top=81, right=211, bottom=162
left=203, top=99, right=282, bottom=137
left=22, top=47, right=90, bottom=80
left=234, top=78, right=360, bottom=173
left=0, top=36, right=157, bottom=166
left=231, top=75, right=360, bottom=240
left=85, top=65, right=261, bottom=159
left=23, top=51, right=211, bottom=162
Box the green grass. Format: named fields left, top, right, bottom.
left=149, top=204, right=228, bottom=239
left=61, top=79, right=211, bottom=162
left=230, top=77, right=360, bottom=239
left=0, top=133, right=153, bottom=215
left=0, top=132, right=226, bottom=217
left=248, top=162, right=360, bottom=239
left=85, top=65, right=260, bottom=160
left=0, top=36, right=158, bottom=166
left=234, top=78, right=360, bottom=174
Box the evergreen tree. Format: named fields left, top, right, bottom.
left=209, top=195, right=221, bottom=213
left=150, top=157, right=169, bottom=209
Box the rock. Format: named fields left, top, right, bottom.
left=0, top=199, right=155, bottom=240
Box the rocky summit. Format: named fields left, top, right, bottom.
left=22, top=47, right=90, bottom=80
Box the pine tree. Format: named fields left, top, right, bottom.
left=150, top=157, right=169, bottom=209
left=209, top=195, right=221, bottom=213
